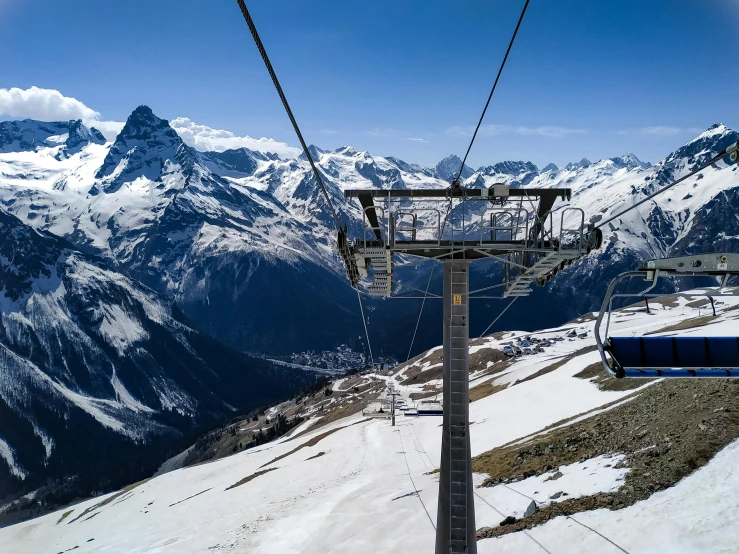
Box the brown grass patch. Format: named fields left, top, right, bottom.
left=56, top=510, right=73, bottom=525
left=512, top=356, right=570, bottom=386
left=475, top=379, right=739, bottom=540
left=401, top=363, right=443, bottom=385
left=263, top=420, right=367, bottom=468
left=646, top=315, right=716, bottom=334
left=574, top=361, right=650, bottom=392
left=305, top=451, right=326, bottom=461
left=67, top=478, right=150, bottom=524
left=469, top=381, right=508, bottom=402
left=410, top=390, right=440, bottom=401
left=226, top=468, right=278, bottom=490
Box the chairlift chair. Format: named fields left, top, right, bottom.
left=594, top=253, right=739, bottom=378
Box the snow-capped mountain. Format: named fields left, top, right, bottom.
left=0, top=109, right=737, bottom=361
left=0, top=208, right=312, bottom=509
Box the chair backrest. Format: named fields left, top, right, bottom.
left=608, top=336, right=739, bottom=369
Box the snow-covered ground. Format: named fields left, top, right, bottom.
left=2, top=289, right=738, bottom=553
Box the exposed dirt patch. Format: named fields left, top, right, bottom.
left=262, top=420, right=367, bottom=468
left=304, top=451, right=326, bottom=461
left=56, top=509, right=73, bottom=525
left=512, top=356, right=569, bottom=386
left=401, top=363, right=443, bottom=385
left=168, top=488, right=212, bottom=507
left=574, top=361, right=650, bottom=392
left=469, top=347, right=507, bottom=374
left=410, top=390, right=440, bottom=401
left=226, top=468, right=278, bottom=490
left=475, top=379, right=739, bottom=539
left=645, top=314, right=716, bottom=334
left=469, top=381, right=508, bottom=402
left=67, top=479, right=150, bottom=524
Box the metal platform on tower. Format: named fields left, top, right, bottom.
left=341, top=182, right=600, bottom=554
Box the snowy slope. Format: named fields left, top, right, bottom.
left=0, top=209, right=313, bottom=508
left=4, top=288, right=739, bottom=553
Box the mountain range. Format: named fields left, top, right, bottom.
left=0, top=107, right=737, bottom=514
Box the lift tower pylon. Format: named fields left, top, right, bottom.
left=342, top=184, right=598, bottom=553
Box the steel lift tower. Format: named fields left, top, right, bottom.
left=341, top=183, right=600, bottom=553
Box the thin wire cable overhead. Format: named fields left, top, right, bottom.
left=453, top=0, right=531, bottom=185
left=235, top=0, right=341, bottom=230
left=479, top=296, right=518, bottom=338
left=236, top=0, right=378, bottom=365
left=406, top=265, right=436, bottom=361
left=440, top=0, right=531, bottom=235
left=594, top=146, right=736, bottom=230
left=356, top=288, right=375, bottom=367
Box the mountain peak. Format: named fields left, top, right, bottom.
left=66, top=119, right=106, bottom=149
left=565, top=158, right=592, bottom=171
left=609, top=153, right=651, bottom=170
left=299, top=144, right=325, bottom=162
left=542, top=163, right=559, bottom=172
left=94, top=106, right=188, bottom=192
left=334, top=146, right=358, bottom=156
left=116, top=105, right=180, bottom=143
left=435, top=154, right=473, bottom=182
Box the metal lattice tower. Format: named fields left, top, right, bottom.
left=341, top=184, right=600, bottom=553
left=439, top=261, right=476, bottom=553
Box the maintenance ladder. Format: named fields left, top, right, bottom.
left=437, top=261, right=476, bottom=554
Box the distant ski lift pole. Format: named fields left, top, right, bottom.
left=594, top=253, right=739, bottom=379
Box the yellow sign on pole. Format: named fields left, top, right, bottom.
left=453, top=294, right=462, bottom=305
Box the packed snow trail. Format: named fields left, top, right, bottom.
left=4, top=292, right=739, bottom=553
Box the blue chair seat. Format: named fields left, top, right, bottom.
left=608, top=336, right=739, bottom=369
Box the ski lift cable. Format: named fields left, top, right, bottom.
left=396, top=424, right=436, bottom=530
left=407, top=415, right=553, bottom=554
left=235, top=0, right=342, bottom=230
left=594, top=143, right=738, bottom=231
left=356, top=288, right=375, bottom=368
left=406, top=265, right=437, bottom=362
left=236, top=1, right=379, bottom=367
left=504, top=484, right=631, bottom=554
left=479, top=296, right=519, bottom=338
left=452, top=0, right=531, bottom=186
left=473, top=493, right=554, bottom=554
left=440, top=0, right=531, bottom=236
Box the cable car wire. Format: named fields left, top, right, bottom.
left=406, top=265, right=436, bottom=361
left=356, top=288, right=375, bottom=368
left=594, top=145, right=736, bottom=231
left=235, top=0, right=341, bottom=230
left=452, top=0, right=531, bottom=186
left=440, top=0, right=531, bottom=235
left=236, top=1, right=380, bottom=364
left=479, top=296, right=518, bottom=338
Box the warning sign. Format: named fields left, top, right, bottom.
left=453, top=294, right=462, bottom=305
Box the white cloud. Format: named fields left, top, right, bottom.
left=365, top=128, right=399, bottom=137
left=446, top=124, right=586, bottom=139
left=169, top=117, right=300, bottom=158
left=406, top=137, right=428, bottom=143
left=618, top=126, right=706, bottom=137
left=0, top=86, right=123, bottom=140
left=642, top=126, right=681, bottom=136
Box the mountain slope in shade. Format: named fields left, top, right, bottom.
left=0, top=208, right=313, bottom=507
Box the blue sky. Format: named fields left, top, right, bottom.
left=0, top=0, right=738, bottom=168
